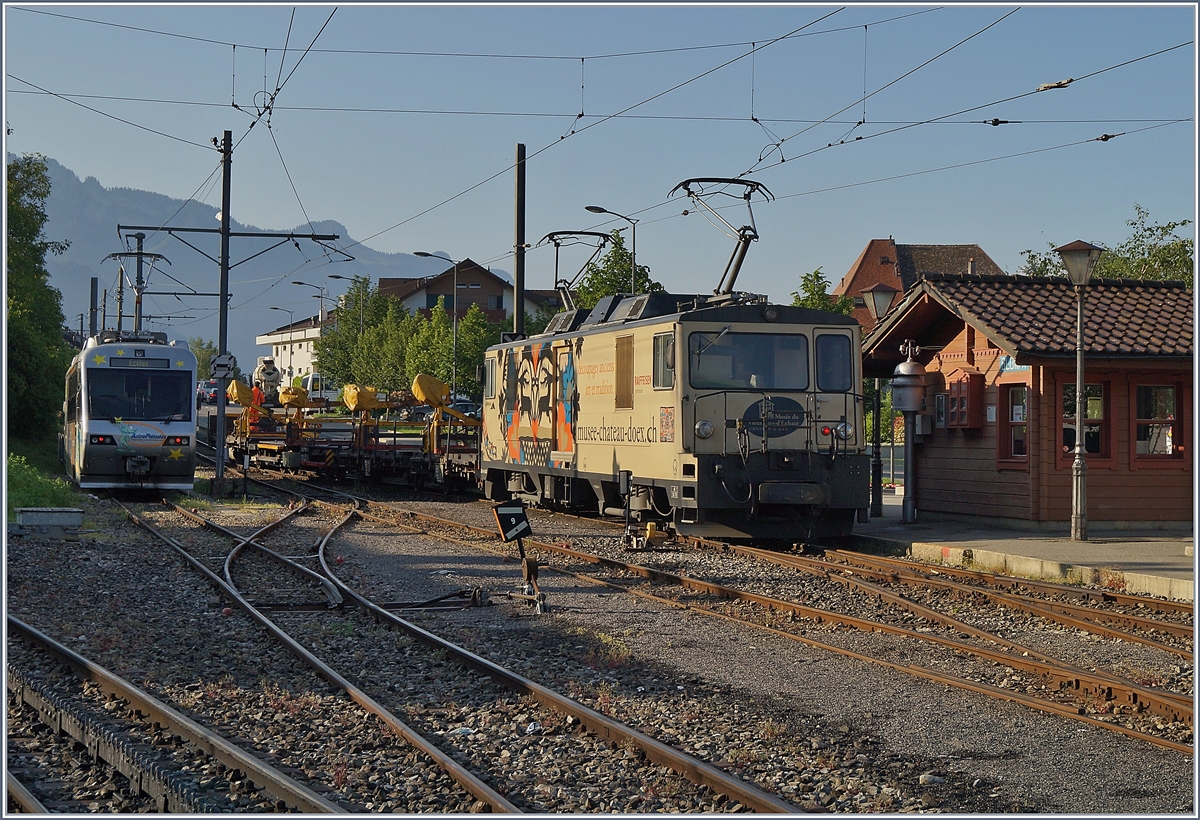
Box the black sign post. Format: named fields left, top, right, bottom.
left=492, top=502, right=546, bottom=613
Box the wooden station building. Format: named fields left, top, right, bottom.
left=862, top=272, right=1193, bottom=531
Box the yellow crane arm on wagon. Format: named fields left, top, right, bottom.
left=412, top=373, right=478, bottom=426
left=412, top=373, right=480, bottom=457
left=225, top=379, right=278, bottom=435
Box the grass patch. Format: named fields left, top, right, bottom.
left=6, top=453, right=81, bottom=517
left=7, top=434, right=63, bottom=477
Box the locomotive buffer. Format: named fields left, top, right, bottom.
left=492, top=502, right=548, bottom=614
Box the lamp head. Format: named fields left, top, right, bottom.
left=861, top=282, right=900, bottom=322
left=585, top=205, right=608, bottom=215
left=1053, top=240, right=1104, bottom=287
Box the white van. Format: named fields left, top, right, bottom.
left=301, top=373, right=341, bottom=403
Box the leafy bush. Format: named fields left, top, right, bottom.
left=6, top=454, right=79, bottom=517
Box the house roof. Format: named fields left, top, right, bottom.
left=863, top=272, right=1193, bottom=374
left=377, top=258, right=554, bottom=306
left=833, top=239, right=1005, bottom=331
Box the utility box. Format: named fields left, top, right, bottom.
left=948, top=371, right=984, bottom=429
left=10, top=508, right=85, bottom=539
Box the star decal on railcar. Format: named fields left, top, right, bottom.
left=167, top=448, right=185, bottom=461
left=91, top=353, right=107, bottom=365
left=176, top=360, right=185, bottom=368
left=116, top=349, right=125, bottom=356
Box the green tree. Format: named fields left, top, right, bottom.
left=7, top=154, right=72, bottom=439
left=189, top=337, right=218, bottom=379
left=574, top=230, right=663, bottom=310
left=351, top=304, right=421, bottom=392
left=404, top=297, right=455, bottom=390
left=1018, top=204, right=1194, bottom=286
left=455, top=304, right=505, bottom=399
left=790, top=267, right=854, bottom=314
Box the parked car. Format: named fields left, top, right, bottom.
left=449, top=400, right=480, bottom=419
left=403, top=405, right=433, bottom=423
left=200, top=380, right=221, bottom=404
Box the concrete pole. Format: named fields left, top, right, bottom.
left=214, top=130, right=232, bottom=484
left=133, top=232, right=145, bottom=331
left=513, top=143, right=526, bottom=335
left=89, top=277, right=98, bottom=338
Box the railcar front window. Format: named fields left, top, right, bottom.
left=688, top=332, right=808, bottom=390
left=815, top=334, right=853, bottom=393
left=89, top=369, right=193, bottom=422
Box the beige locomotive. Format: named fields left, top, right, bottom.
left=479, top=292, right=869, bottom=541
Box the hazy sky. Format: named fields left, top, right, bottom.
left=4, top=2, right=1196, bottom=348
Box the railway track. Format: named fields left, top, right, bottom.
left=236, top=475, right=1191, bottom=756
left=202, top=466, right=1195, bottom=739
left=10, top=469, right=1192, bottom=811
left=49, top=494, right=802, bottom=813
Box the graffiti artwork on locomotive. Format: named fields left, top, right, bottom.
left=60, top=330, right=198, bottom=490
left=480, top=177, right=869, bottom=541
left=479, top=297, right=869, bottom=540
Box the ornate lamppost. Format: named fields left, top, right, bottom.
left=1054, top=240, right=1104, bottom=541
left=861, top=282, right=900, bottom=518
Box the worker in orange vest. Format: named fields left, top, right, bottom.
left=248, top=382, right=265, bottom=429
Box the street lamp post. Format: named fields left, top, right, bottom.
left=585, top=205, right=638, bottom=294
left=1054, top=240, right=1104, bottom=542
left=291, top=281, right=328, bottom=322
left=328, top=274, right=364, bottom=334
left=269, top=307, right=295, bottom=379
left=415, top=252, right=460, bottom=402
left=861, top=282, right=900, bottom=519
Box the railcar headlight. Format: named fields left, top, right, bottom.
left=695, top=420, right=714, bottom=439
left=166, top=436, right=190, bottom=446
left=835, top=422, right=854, bottom=441
left=89, top=434, right=115, bottom=445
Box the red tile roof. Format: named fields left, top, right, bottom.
left=868, top=272, right=1193, bottom=361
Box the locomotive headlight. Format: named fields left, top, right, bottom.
left=89, top=434, right=115, bottom=445
left=166, top=436, right=190, bottom=446
left=835, top=422, right=854, bottom=441
left=695, top=420, right=714, bottom=439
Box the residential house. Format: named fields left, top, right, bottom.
left=379, top=258, right=558, bottom=323
left=863, top=272, right=1192, bottom=531
left=833, top=238, right=1005, bottom=331
left=255, top=311, right=337, bottom=380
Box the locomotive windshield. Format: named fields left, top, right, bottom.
left=688, top=331, right=809, bottom=391
left=88, top=369, right=193, bottom=422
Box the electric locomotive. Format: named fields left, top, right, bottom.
left=478, top=177, right=869, bottom=541
left=60, top=330, right=198, bottom=490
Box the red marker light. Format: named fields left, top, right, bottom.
left=821, top=426, right=833, bottom=436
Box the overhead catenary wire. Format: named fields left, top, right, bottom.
left=337, top=9, right=844, bottom=258
left=5, top=75, right=212, bottom=149
left=742, top=6, right=1021, bottom=175
left=14, top=5, right=940, bottom=62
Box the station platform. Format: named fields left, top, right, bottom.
left=842, top=492, right=1195, bottom=603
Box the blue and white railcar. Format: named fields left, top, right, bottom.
left=60, top=331, right=198, bottom=490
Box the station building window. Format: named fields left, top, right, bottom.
left=998, top=384, right=1028, bottom=466
left=1133, top=383, right=1184, bottom=461
left=1060, top=381, right=1109, bottom=461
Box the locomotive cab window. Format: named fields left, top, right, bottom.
left=88, top=368, right=193, bottom=422
left=687, top=331, right=808, bottom=391
left=653, top=332, right=675, bottom=389
left=815, top=334, right=853, bottom=392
